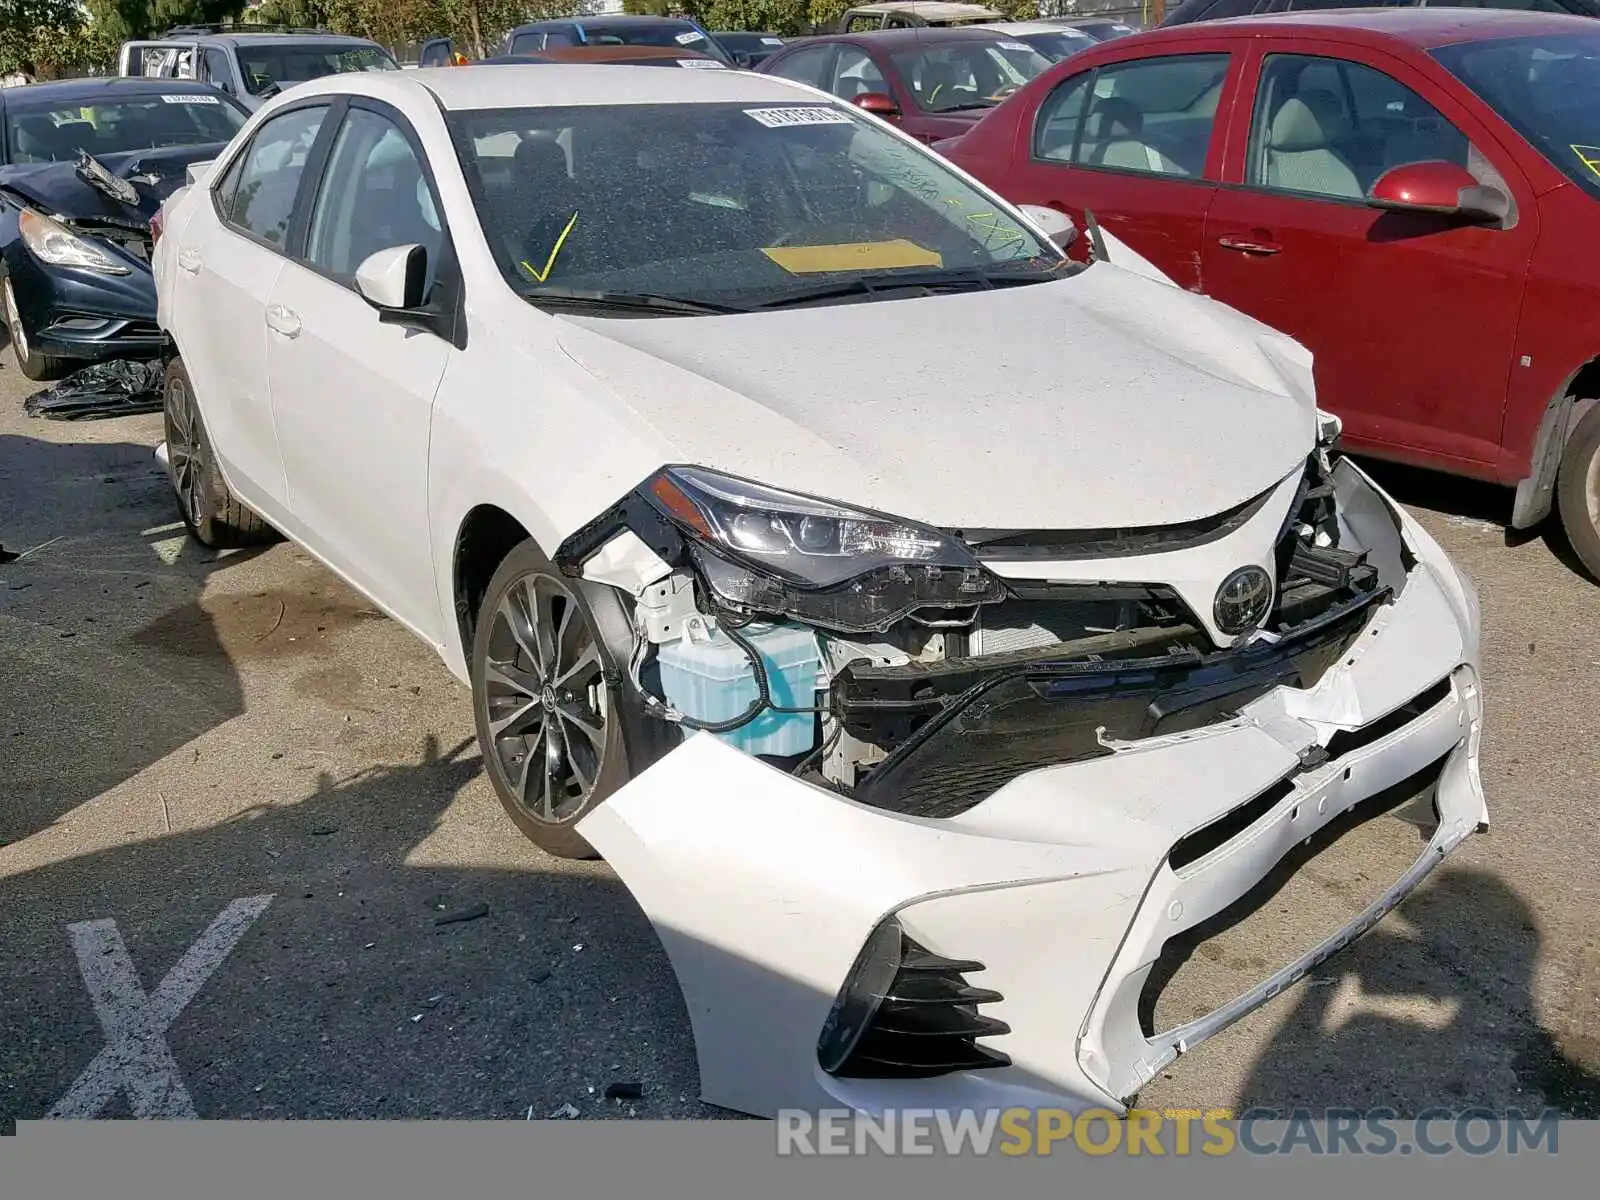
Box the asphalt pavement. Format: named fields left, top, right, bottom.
left=1, top=353, right=1597, bottom=1127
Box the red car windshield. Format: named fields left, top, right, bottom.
left=1433, top=32, right=1600, bottom=200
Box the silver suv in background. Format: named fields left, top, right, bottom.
left=117, top=23, right=398, bottom=111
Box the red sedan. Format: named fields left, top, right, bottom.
left=942, top=8, right=1600, bottom=578
left=758, top=27, right=1052, bottom=144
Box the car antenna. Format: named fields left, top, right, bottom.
left=1082, top=206, right=1109, bottom=263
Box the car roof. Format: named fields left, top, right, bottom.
left=846, top=2, right=1001, bottom=15
left=520, top=45, right=716, bottom=63
left=395, top=63, right=816, bottom=109
left=514, top=14, right=703, bottom=29
left=981, top=20, right=1093, bottom=35
left=1142, top=7, right=1592, bottom=49
left=817, top=25, right=1023, bottom=46
left=196, top=32, right=381, bottom=46
left=0, top=76, right=226, bottom=104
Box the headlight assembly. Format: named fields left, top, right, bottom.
left=641, top=466, right=1006, bottom=633
left=18, top=209, right=130, bottom=275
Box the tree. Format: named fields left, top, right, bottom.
left=83, top=0, right=250, bottom=43
left=1, top=0, right=118, bottom=78
left=701, top=0, right=806, bottom=34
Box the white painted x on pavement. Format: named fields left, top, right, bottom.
left=48, top=895, right=274, bottom=1120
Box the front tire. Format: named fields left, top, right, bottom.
left=470, top=540, right=667, bottom=858
left=4, top=276, right=66, bottom=382
left=162, top=358, right=275, bottom=548
left=1558, top=403, right=1600, bottom=583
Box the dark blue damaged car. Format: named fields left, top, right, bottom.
left=0, top=76, right=249, bottom=380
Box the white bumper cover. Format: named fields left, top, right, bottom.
left=579, top=483, right=1486, bottom=1119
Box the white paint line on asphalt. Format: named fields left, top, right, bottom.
left=140, top=521, right=185, bottom=536
left=48, top=895, right=274, bottom=1120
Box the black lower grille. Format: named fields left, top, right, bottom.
left=830, top=937, right=1011, bottom=1079
left=854, top=590, right=1385, bottom=820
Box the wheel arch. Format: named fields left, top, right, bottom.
left=1511, top=356, right=1600, bottom=530
left=451, top=503, right=536, bottom=665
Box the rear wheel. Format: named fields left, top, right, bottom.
left=3, top=276, right=67, bottom=382
left=1557, top=403, right=1600, bottom=583
left=162, top=358, right=275, bottom=548
left=470, top=539, right=668, bottom=858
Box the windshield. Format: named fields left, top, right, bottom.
left=579, top=22, right=735, bottom=65
left=240, top=45, right=398, bottom=96
left=4, top=93, right=247, bottom=163
left=1433, top=33, right=1600, bottom=200
left=450, top=101, right=1059, bottom=311
left=1014, top=30, right=1096, bottom=62
left=889, top=39, right=1053, bottom=112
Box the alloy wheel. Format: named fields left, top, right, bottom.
left=3, top=279, right=28, bottom=363
left=482, top=572, right=609, bottom=825
left=165, top=373, right=204, bottom=528
left=1587, top=443, right=1599, bottom=533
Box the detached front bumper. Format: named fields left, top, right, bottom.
left=580, top=471, right=1486, bottom=1119
left=4, top=247, right=163, bottom=362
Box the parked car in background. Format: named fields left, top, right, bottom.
left=712, top=31, right=788, bottom=68
left=941, top=8, right=1600, bottom=577
left=759, top=27, right=1053, bottom=142
left=0, top=76, right=248, bottom=379
left=1162, top=0, right=1600, bottom=25
left=978, top=19, right=1100, bottom=61
left=837, top=2, right=1003, bottom=31
left=1039, top=15, right=1144, bottom=40
left=117, top=24, right=398, bottom=111
left=150, top=58, right=1487, bottom=1124
left=474, top=46, right=728, bottom=69
left=500, top=14, right=734, bottom=65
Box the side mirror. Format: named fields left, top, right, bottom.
left=1367, top=160, right=1509, bottom=225
left=356, top=244, right=427, bottom=311
left=852, top=91, right=900, bottom=119
left=1016, top=203, right=1076, bottom=251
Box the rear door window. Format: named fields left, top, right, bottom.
left=219, top=104, right=330, bottom=248
left=1032, top=53, right=1231, bottom=178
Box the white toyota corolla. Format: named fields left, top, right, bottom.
left=152, top=65, right=1486, bottom=1118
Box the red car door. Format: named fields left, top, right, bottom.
left=968, top=43, right=1247, bottom=291
left=1201, top=40, right=1537, bottom=472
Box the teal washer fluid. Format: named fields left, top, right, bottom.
left=655, top=620, right=824, bottom=757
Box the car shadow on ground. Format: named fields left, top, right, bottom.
left=0, top=731, right=715, bottom=1129
left=1235, top=863, right=1600, bottom=1119
left=1354, top=456, right=1596, bottom=583
left=0, top=433, right=264, bottom=846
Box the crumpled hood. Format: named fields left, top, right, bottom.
left=553, top=266, right=1317, bottom=530
left=0, top=143, right=227, bottom=225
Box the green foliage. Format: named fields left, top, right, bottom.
left=1, top=0, right=120, bottom=77
left=805, top=0, right=845, bottom=32
left=701, top=0, right=806, bottom=35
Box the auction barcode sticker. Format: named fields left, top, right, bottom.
left=744, top=106, right=855, bottom=128
left=678, top=58, right=726, bottom=68
left=160, top=93, right=220, bottom=104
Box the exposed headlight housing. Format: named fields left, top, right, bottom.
left=642, top=466, right=1006, bottom=633
left=18, top=209, right=130, bottom=275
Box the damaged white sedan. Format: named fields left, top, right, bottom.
left=152, top=65, right=1486, bottom=1118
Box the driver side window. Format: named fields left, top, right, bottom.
left=304, top=107, right=445, bottom=292
left=1246, top=54, right=1470, bottom=201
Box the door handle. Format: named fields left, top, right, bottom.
left=1217, top=236, right=1282, bottom=256
left=265, top=304, right=301, bottom=338
left=177, top=247, right=202, bottom=273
